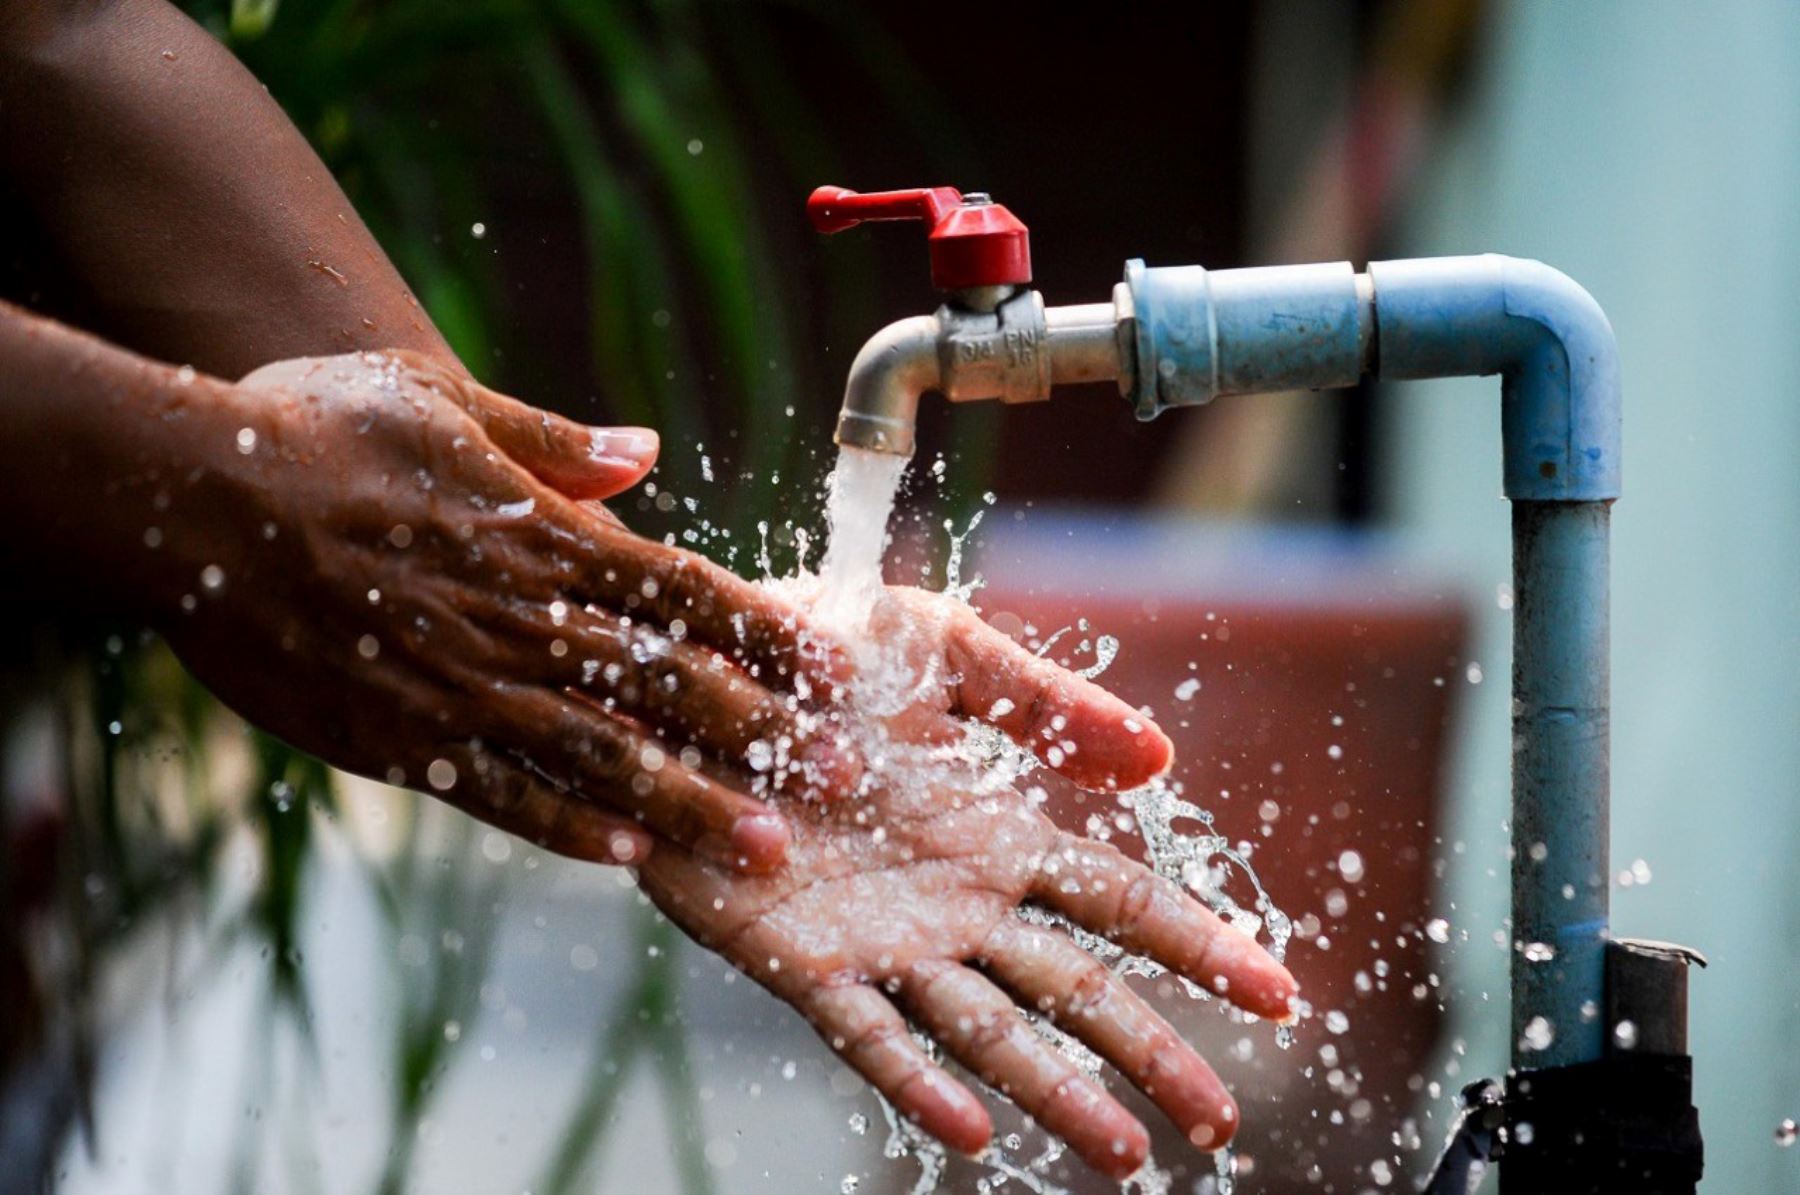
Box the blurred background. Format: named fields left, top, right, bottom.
left=2, top=0, right=1796, bottom=1191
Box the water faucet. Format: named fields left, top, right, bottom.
left=812, top=186, right=1705, bottom=1191
left=806, top=185, right=1126, bottom=456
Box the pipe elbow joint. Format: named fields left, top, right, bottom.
left=833, top=314, right=941, bottom=457
left=1369, top=254, right=1621, bottom=502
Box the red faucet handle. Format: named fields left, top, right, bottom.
left=806, top=185, right=962, bottom=233
left=806, top=184, right=1032, bottom=291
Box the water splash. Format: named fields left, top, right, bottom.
left=796, top=444, right=1292, bottom=1193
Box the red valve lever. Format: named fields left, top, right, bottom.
left=806, top=184, right=1032, bottom=291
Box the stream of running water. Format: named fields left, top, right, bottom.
left=782, top=446, right=1296, bottom=1195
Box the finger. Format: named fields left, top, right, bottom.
left=982, top=918, right=1239, bottom=1150
left=804, top=984, right=992, bottom=1157
left=447, top=747, right=654, bottom=866
left=486, top=685, right=789, bottom=873
left=943, top=608, right=1172, bottom=791
left=902, top=961, right=1149, bottom=1180
left=1031, top=834, right=1298, bottom=1020
left=551, top=529, right=853, bottom=699
left=486, top=602, right=860, bottom=797
left=471, top=386, right=659, bottom=500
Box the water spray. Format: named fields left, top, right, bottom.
left=810, top=184, right=1705, bottom=1192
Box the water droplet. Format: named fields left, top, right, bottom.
left=1337, top=849, right=1365, bottom=884
left=235, top=427, right=257, bottom=454
left=1324, top=1010, right=1349, bottom=1034
left=1522, top=941, right=1556, bottom=963
left=1613, top=1019, right=1638, bottom=1050
left=1776, top=1118, right=1797, bottom=1147
left=1425, top=918, right=1451, bottom=944
left=1175, top=678, right=1201, bottom=701
left=570, top=944, right=598, bottom=971
left=1520, top=1015, right=1555, bottom=1052
left=470, top=222, right=487, bottom=239
left=427, top=758, right=457, bottom=790
left=358, top=634, right=380, bottom=659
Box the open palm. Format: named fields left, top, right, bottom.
left=640, top=587, right=1298, bottom=1179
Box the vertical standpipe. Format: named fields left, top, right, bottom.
left=1129, top=253, right=1621, bottom=1070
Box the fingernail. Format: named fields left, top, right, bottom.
left=591, top=427, right=658, bottom=464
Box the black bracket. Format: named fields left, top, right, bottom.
left=1418, top=938, right=1706, bottom=1194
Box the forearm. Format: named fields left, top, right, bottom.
left=0, top=0, right=455, bottom=378
left=0, top=299, right=248, bottom=619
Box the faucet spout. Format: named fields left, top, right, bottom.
left=834, top=314, right=941, bottom=456
left=834, top=292, right=1130, bottom=458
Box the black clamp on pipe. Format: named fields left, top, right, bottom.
left=1501, top=939, right=1705, bottom=1193
left=1424, top=939, right=1706, bottom=1193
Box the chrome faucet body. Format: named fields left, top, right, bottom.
left=833, top=289, right=1127, bottom=455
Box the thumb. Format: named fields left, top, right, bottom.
left=475, top=387, right=659, bottom=500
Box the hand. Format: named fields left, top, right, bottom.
left=640, top=588, right=1298, bottom=1179
left=155, top=350, right=848, bottom=871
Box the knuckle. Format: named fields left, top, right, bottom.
left=1114, top=871, right=1162, bottom=937
left=963, top=1005, right=1015, bottom=1062
left=846, top=1015, right=906, bottom=1063
left=1065, top=957, right=1115, bottom=1019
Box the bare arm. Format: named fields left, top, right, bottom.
left=0, top=0, right=454, bottom=376
left=0, top=300, right=829, bottom=869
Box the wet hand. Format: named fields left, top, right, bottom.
left=158, top=350, right=847, bottom=871
left=640, top=588, right=1297, bottom=1179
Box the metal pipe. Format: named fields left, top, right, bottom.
left=1045, top=300, right=1125, bottom=386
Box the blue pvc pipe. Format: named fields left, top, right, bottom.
left=1368, top=255, right=1620, bottom=503
left=1127, top=254, right=1620, bottom=1072
left=1509, top=500, right=1610, bottom=1068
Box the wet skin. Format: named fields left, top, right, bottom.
left=641, top=589, right=1301, bottom=1180
left=163, top=349, right=864, bottom=871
